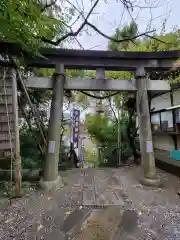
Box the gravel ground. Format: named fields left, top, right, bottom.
left=113, top=166, right=180, bottom=239
left=0, top=169, right=84, bottom=240
left=0, top=167, right=180, bottom=240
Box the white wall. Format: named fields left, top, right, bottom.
left=151, top=90, right=180, bottom=151
left=151, top=90, right=180, bottom=110
left=153, top=135, right=174, bottom=151
left=134, top=90, right=180, bottom=152
left=151, top=92, right=174, bottom=129
left=151, top=92, right=171, bottom=110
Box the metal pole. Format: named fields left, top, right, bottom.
left=136, top=66, right=160, bottom=186
left=12, top=68, right=21, bottom=196
left=42, top=65, right=64, bottom=188
left=96, top=100, right=103, bottom=164
left=117, top=106, right=121, bottom=165
left=97, top=110, right=101, bottom=164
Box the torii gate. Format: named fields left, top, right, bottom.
left=24, top=48, right=180, bottom=190
left=0, top=43, right=180, bottom=191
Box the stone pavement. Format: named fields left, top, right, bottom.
left=82, top=169, right=125, bottom=207
left=0, top=167, right=180, bottom=239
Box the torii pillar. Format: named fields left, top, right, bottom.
left=40, top=64, right=64, bottom=190
left=136, top=66, right=160, bottom=187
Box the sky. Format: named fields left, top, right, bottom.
left=61, top=0, right=180, bottom=120
left=65, top=0, right=180, bottom=50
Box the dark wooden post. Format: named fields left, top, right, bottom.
left=12, top=68, right=21, bottom=196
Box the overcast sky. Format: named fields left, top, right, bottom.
left=65, top=0, right=180, bottom=50
left=61, top=0, right=180, bottom=119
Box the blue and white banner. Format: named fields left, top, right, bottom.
left=71, top=109, right=80, bottom=149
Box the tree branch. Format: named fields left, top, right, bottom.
left=38, top=0, right=172, bottom=47
left=87, top=21, right=155, bottom=43
left=60, top=113, right=65, bottom=145
left=40, top=0, right=57, bottom=13
left=108, top=98, right=118, bottom=124
left=41, top=0, right=100, bottom=45
left=133, top=127, right=138, bottom=137
left=40, top=0, right=157, bottom=46
left=145, top=34, right=177, bottom=45
left=41, top=17, right=156, bottom=46
left=61, top=21, right=85, bottom=49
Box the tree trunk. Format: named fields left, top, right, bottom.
left=127, top=108, right=140, bottom=165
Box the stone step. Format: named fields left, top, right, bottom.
left=0, top=140, right=15, bottom=150
left=0, top=88, right=13, bottom=95
left=0, top=132, right=15, bottom=141
left=72, top=207, right=124, bottom=240
left=0, top=105, right=13, bottom=114
left=113, top=209, right=139, bottom=240
left=0, top=114, right=14, bottom=122
left=0, top=150, right=12, bottom=158
left=61, top=208, right=92, bottom=239
left=0, top=122, right=14, bottom=131
left=0, top=95, right=13, bottom=104
left=0, top=70, right=15, bottom=157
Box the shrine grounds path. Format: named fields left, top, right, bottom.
left=0, top=166, right=180, bottom=240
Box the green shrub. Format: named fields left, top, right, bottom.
left=20, top=127, right=45, bottom=169
left=84, top=148, right=99, bottom=167
left=20, top=126, right=69, bottom=170
left=86, top=114, right=135, bottom=167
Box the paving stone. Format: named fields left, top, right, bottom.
left=120, top=209, right=138, bottom=233
left=62, top=208, right=92, bottom=239
left=96, top=191, right=125, bottom=207
left=83, top=185, right=94, bottom=191
left=36, top=228, right=66, bottom=240
left=83, top=176, right=94, bottom=185
left=72, top=206, right=123, bottom=240
left=1, top=167, right=180, bottom=240
left=82, top=190, right=96, bottom=206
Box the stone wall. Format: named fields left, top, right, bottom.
left=0, top=68, right=16, bottom=167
